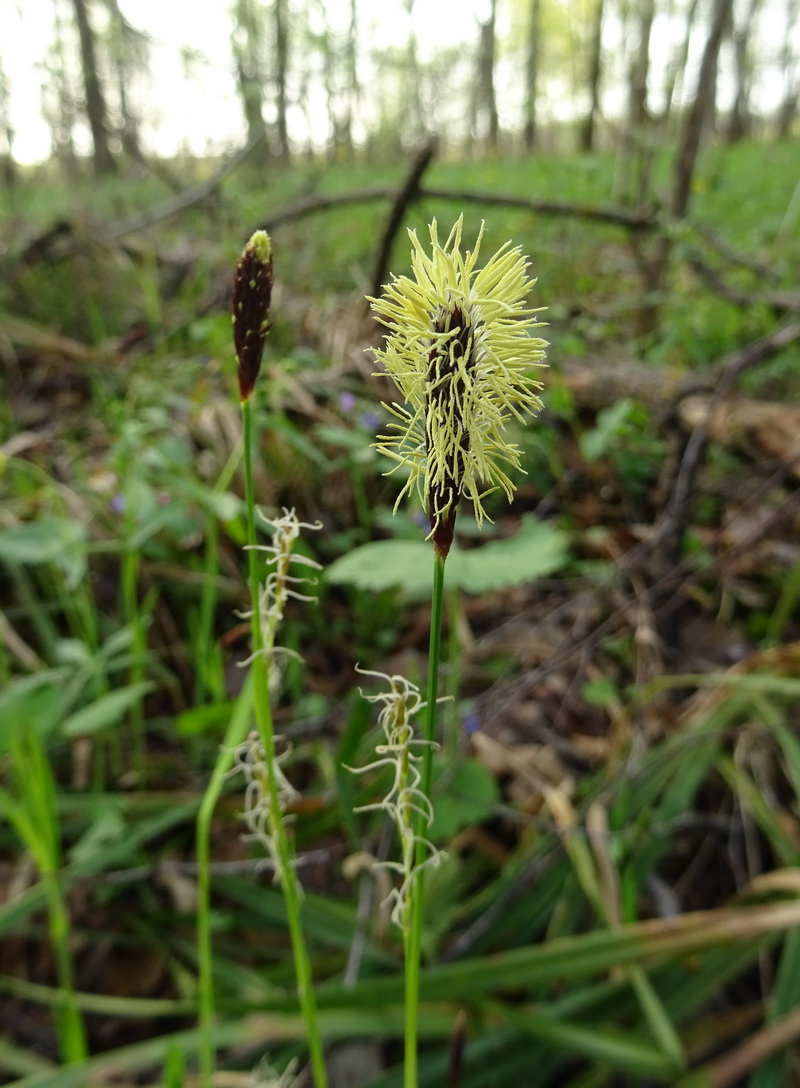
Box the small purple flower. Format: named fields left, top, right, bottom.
left=157, top=491, right=171, bottom=506
left=463, top=709, right=481, bottom=736
left=339, top=391, right=357, bottom=413
left=359, top=411, right=381, bottom=432
left=110, top=493, right=125, bottom=514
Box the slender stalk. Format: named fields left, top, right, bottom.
left=196, top=674, right=254, bottom=1088
left=404, top=549, right=447, bottom=1088
left=241, top=400, right=328, bottom=1088
left=44, top=868, right=88, bottom=1064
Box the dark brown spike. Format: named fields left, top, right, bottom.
left=232, top=231, right=273, bottom=402
left=426, top=302, right=474, bottom=546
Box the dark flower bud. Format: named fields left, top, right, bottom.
left=232, top=230, right=273, bottom=402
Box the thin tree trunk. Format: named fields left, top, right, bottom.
left=776, top=83, right=799, bottom=138
left=274, top=0, right=290, bottom=162
left=628, top=0, right=655, bottom=130
left=614, top=0, right=656, bottom=206
left=579, top=0, right=605, bottom=152
left=523, top=0, right=541, bottom=151
left=636, top=0, right=734, bottom=334
left=0, top=51, right=15, bottom=187
left=343, top=0, right=359, bottom=158
left=404, top=0, right=427, bottom=143
left=236, top=57, right=270, bottom=164
left=671, top=0, right=733, bottom=218
left=105, top=0, right=151, bottom=166
left=661, top=0, right=700, bottom=127
left=725, top=0, right=761, bottom=143
left=478, top=0, right=500, bottom=152
left=775, top=0, right=800, bottom=138
left=232, top=0, right=270, bottom=168
left=72, top=0, right=116, bottom=174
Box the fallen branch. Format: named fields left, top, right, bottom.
left=652, top=318, right=800, bottom=567
left=686, top=249, right=800, bottom=316
left=371, top=141, right=437, bottom=300
left=420, top=186, right=656, bottom=232
left=256, top=183, right=657, bottom=236
left=105, top=132, right=267, bottom=239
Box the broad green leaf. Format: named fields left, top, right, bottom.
left=0, top=518, right=87, bottom=588
left=68, top=805, right=127, bottom=866
left=0, top=678, right=66, bottom=748
left=203, top=490, right=241, bottom=521
left=431, top=757, right=499, bottom=840
left=327, top=517, right=569, bottom=597
left=62, top=683, right=154, bottom=737
left=176, top=700, right=236, bottom=735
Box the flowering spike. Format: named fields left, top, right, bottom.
left=347, top=669, right=444, bottom=931
left=238, top=507, right=323, bottom=672
left=369, top=217, right=547, bottom=556
left=232, top=230, right=273, bottom=402
left=233, top=730, right=299, bottom=881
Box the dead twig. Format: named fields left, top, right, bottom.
left=370, top=141, right=437, bottom=301
left=654, top=319, right=800, bottom=568
left=685, top=249, right=800, bottom=316
left=105, top=132, right=267, bottom=239
left=420, top=186, right=657, bottom=232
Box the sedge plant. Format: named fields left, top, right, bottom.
left=368, top=216, right=547, bottom=1086
left=196, top=232, right=328, bottom=1088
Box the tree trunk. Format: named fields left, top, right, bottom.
left=477, top=0, right=499, bottom=152
left=636, top=0, right=734, bottom=334
left=523, top=0, right=541, bottom=152
left=236, top=57, right=271, bottom=164
left=775, top=0, right=800, bottom=138
left=0, top=51, right=15, bottom=186
left=661, top=0, right=700, bottom=128
left=671, top=0, right=733, bottom=218
left=725, top=0, right=761, bottom=143
left=105, top=0, right=151, bottom=165
left=231, top=0, right=270, bottom=168
left=342, top=0, right=359, bottom=158
left=274, top=0, right=290, bottom=162
left=579, top=0, right=605, bottom=153
left=775, top=84, right=799, bottom=138
left=71, top=0, right=116, bottom=174
left=627, top=0, right=655, bottom=130
left=46, top=0, right=79, bottom=176
left=403, top=0, right=427, bottom=144
left=315, top=4, right=336, bottom=158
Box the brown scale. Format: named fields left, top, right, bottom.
left=231, top=239, right=273, bottom=402
left=425, top=302, right=475, bottom=558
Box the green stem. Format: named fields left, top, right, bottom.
left=196, top=674, right=254, bottom=1088
left=241, top=400, right=328, bottom=1088
left=404, top=549, right=447, bottom=1088
left=44, top=869, right=88, bottom=1064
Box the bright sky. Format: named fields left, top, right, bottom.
left=3, top=0, right=490, bottom=164
left=3, top=0, right=796, bottom=164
